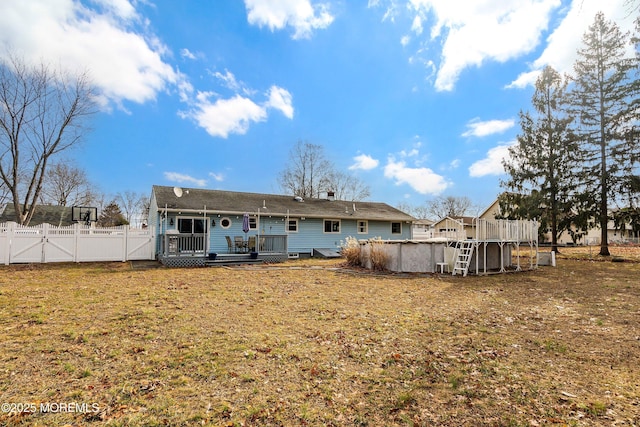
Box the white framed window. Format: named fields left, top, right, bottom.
left=287, top=219, right=298, bottom=232
left=324, top=219, right=340, bottom=233
left=249, top=217, right=257, bottom=230
left=391, top=222, right=402, bottom=234
left=178, top=217, right=206, bottom=234
left=357, top=220, right=368, bottom=234
left=220, top=217, right=232, bottom=229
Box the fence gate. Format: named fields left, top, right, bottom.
left=9, top=224, right=46, bottom=263
left=0, top=222, right=155, bottom=265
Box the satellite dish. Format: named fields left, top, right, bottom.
left=173, top=187, right=183, bottom=198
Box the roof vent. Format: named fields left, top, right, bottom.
left=294, top=195, right=304, bottom=202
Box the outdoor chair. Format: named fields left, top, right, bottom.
left=234, top=236, right=246, bottom=253
left=247, top=236, right=256, bottom=252
left=225, top=236, right=233, bottom=253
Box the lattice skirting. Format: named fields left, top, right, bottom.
left=159, top=256, right=205, bottom=268
left=259, top=253, right=288, bottom=263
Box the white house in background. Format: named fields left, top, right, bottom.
left=479, top=196, right=637, bottom=245
left=411, top=219, right=435, bottom=240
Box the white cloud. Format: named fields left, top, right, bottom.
left=181, top=84, right=294, bottom=138
left=349, top=154, right=380, bottom=170
left=186, top=93, right=268, bottom=139
left=462, top=118, right=515, bottom=138
left=506, top=70, right=541, bottom=89
left=180, top=48, right=197, bottom=60
left=266, top=86, right=294, bottom=119
left=213, top=69, right=243, bottom=92
left=92, top=0, right=137, bottom=20
left=468, top=142, right=515, bottom=177
left=368, top=0, right=401, bottom=22
left=384, top=157, right=449, bottom=195
left=411, top=15, right=423, bottom=35
left=209, top=172, right=225, bottom=182
left=164, top=172, right=208, bottom=187
left=404, top=0, right=561, bottom=91
left=400, top=148, right=420, bottom=157
left=244, top=0, right=334, bottom=39
left=508, top=0, right=636, bottom=88
left=0, top=0, right=182, bottom=108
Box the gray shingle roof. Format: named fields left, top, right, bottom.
left=152, top=185, right=415, bottom=222
left=0, top=204, right=75, bottom=226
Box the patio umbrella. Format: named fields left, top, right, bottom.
left=242, top=212, right=250, bottom=238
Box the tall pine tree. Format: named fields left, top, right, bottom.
left=97, top=201, right=129, bottom=227
left=568, top=12, right=638, bottom=256
left=501, top=66, right=578, bottom=252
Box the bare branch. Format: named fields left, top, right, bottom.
left=0, top=52, right=96, bottom=224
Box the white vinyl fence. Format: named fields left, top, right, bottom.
left=0, top=222, right=156, bottom=265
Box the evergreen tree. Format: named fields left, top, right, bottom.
left=567, top=12, right=638, bottom=256
left=97, top=201, right=129, bottom=227
left=501, top=66, right=578, bottom=252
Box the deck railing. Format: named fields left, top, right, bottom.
left=159, top=233, right=287, bottom=257
left=474, top=219, right=538, bottom=242
left=161, top=233, right=206, bottom=256
left=259, top=234, right=288, bottom=253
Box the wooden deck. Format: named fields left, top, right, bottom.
left=159, top=252, right=288, bottom=268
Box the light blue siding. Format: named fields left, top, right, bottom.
left=286, top=217, right=412, bottom=253
left=155, top=213, right=412, bottom=256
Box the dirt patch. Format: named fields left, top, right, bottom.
left=0, top=256, right=638, bottom=426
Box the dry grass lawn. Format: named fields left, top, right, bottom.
left=0, top=249, right=639, bottom=426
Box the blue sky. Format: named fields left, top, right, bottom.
left=0, top=0, right=637, bottom=212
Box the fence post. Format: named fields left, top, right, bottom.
left=73, top=223, right=79, bottom=263
left=122, top=225, right=128, bottom=262
left=150, top=227, right=156, bottom=260
left=2, top=222, right=12, bottom=265
left=41, top=223, right=49, bottom=263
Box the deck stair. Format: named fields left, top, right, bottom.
left=205, top=254, right=264, bottom=267
left=452, top=240, right=476, bottom=277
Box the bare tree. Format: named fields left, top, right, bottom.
left=396, top=202, right=431, bottom=220
left=0, top=53, right=96, bottom=225
left=279, top=141, right=371, bottom=200
left=326, top=170, right=371, bottom=201
left=117, top=191, right=149, bottom=227
left=39, top=161, right=95, bottom=206
left=426, top=196, right=474, bottom=220
left=0, top=181, right=9, bottom=206
left=279, top=141, right=332, bottom=198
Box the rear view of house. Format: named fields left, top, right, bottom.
left=149, top=185, right=415, bottom=266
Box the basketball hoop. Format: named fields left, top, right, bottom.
left=72, top=206, right=98, bottom=225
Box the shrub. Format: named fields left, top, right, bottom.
left=340, top=236, right=361, bottom=266
left=369, top=237, right=389, bottom=271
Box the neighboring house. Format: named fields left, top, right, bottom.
left=149, top=185, right=415, bottom=260
left=429, top=198, right=505, bottom=240
left=552, top=219, right=636, bottom=245
left=431, top=216, right=476, bottom=239
left=481, top=195, right=636, bottom=245
left=0, top=204, right=75, bottom=226
left=479, top=198, right=502, bottom=220
left=411, top=219, right=435, bottom=240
